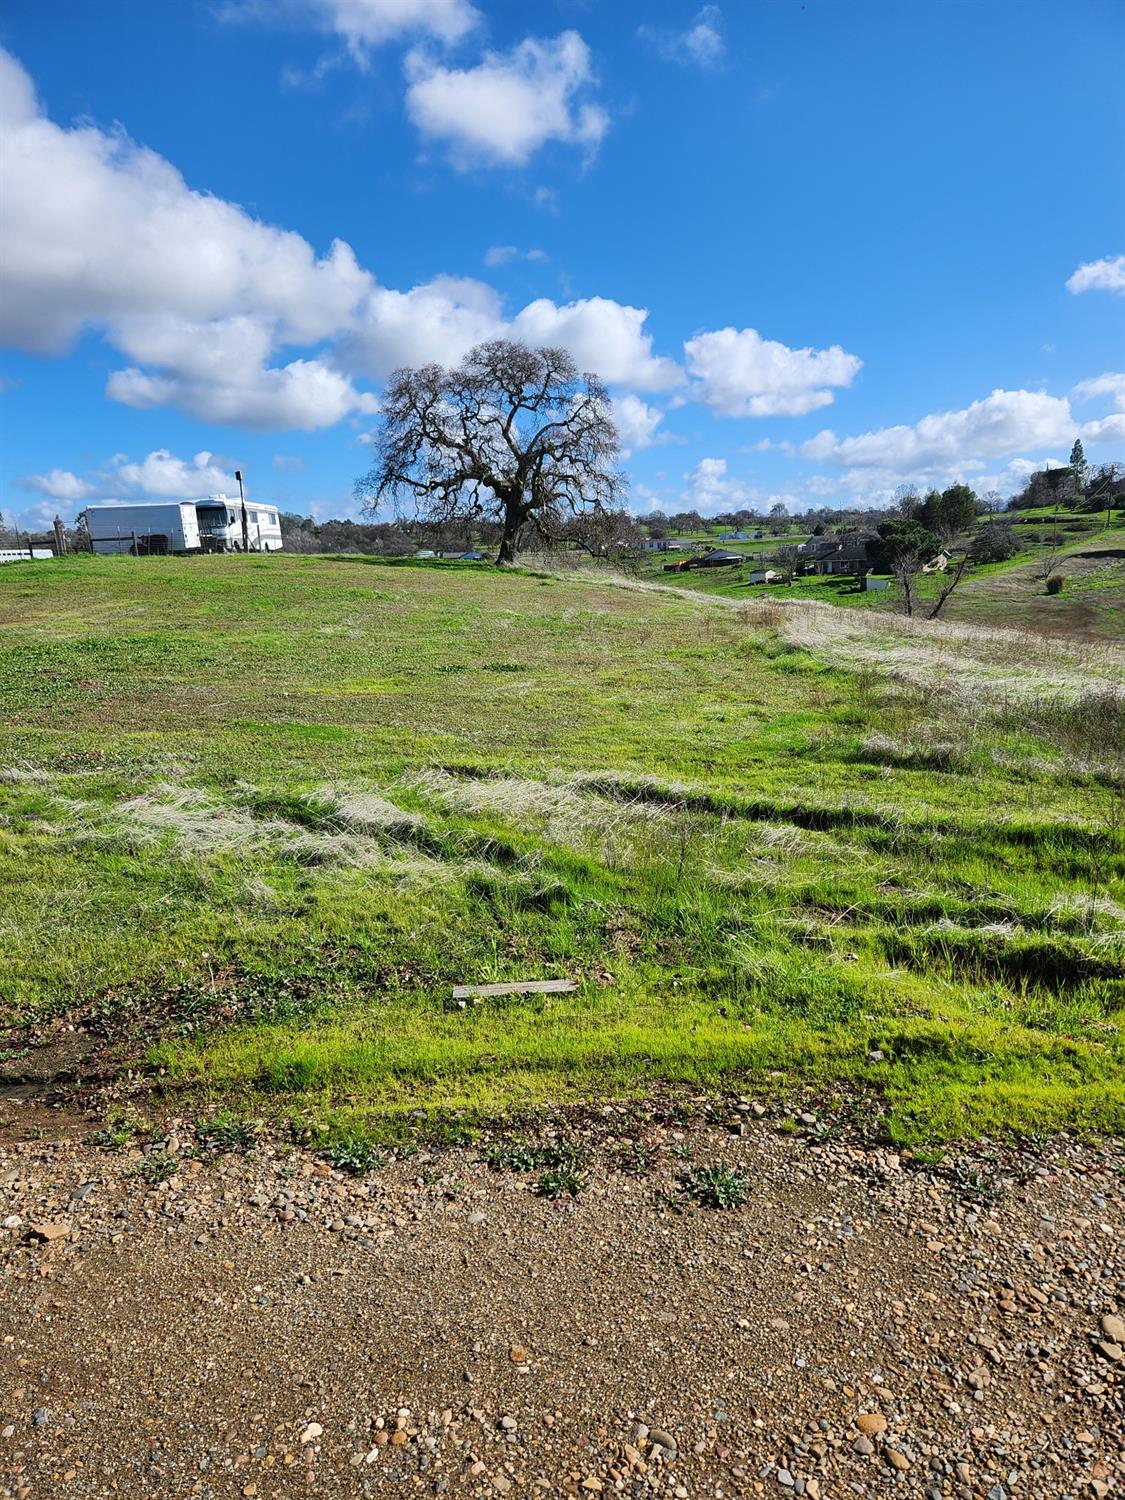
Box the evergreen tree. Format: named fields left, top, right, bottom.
left=1069, top=439, right=1088, bottom=499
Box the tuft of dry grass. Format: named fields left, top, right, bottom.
left=0, top=764, right=54, bottom=784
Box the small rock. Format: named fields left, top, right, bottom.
left=1100, top=1313, right=1125, bottom=1344
left=852, top=1436, right=874, bottom=1456
left=1095, top=1341, right=1123, bottom=1364
left=855, top=1413, right=886, bottom=1437
left=31, top=1409, right=49, bottom=1429
left=885, top=1449, right=909, bottom=1472
left=300, top=1423, right=323, bottom=1445
left=28, top=1220, right=71, bottom=1243
left=647, top=1427, right=676, bottom=1453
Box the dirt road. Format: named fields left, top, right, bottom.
left=1, top=1112, right=1121, bottom=1498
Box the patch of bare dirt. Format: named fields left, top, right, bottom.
left=0, top=1115, right=1121, bottom=1499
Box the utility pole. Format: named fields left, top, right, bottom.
left=236, top=469, right=249, bottom=552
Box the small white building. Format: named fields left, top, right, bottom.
left=642, top=537, right=691, bottom=552
left=0, top=547, right=53, bottom=564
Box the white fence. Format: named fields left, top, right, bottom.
left=0, top=548, right=53, bottom=563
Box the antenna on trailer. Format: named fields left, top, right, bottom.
left=235, top=469, right=249, bottom=552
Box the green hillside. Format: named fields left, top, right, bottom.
left=1, top=553, right=1122, bottom=1146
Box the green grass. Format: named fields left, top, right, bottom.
left=644, top=517, right=1125, bottom=641
left=1, top=552, right=1122, bottom=1145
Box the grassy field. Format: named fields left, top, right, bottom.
left=1, top=553, right=1123, bottom=1148
left=641, top=517, right=1125, bottom=641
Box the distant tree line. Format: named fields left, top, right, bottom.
left=277, top=513, right=504, bottom=555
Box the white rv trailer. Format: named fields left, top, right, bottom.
left=86, top=502, right=202, bottom=555
left=195, top=496, right=284, bottom=552
left=85, top=498, right=285, bottom=555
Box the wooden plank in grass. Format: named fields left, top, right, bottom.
left=452, top=979, right=578, bottom=1001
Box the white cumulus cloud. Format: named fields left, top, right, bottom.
left=16, top=450, right=239, bottom=508
left=0, top=47, right=375, bottom=430
left=109, top=450, right=238, bottom=497
left=1079, top=413, right=1125, bottom=445
left=225, top=0, right=479, bottom=59
left=342, top=275, right=505, bottom=379
left=405, top=31, right=608, bottom=167
left=1073, top=371, right=1125, bottom=411
left=681, top=456, right=760, bottom=513
left=512, top=297, right=681, bottom=392
left=684, top=326, right=862, bottom=418
left=1066, top=256, right=1125, bottom=296
left=107, top=358, right=376, bottom=431
left=802, top=389, right=1078, bottom=472
left=613, top=394, right=664, bottom=452
left=0, top=49, right=684, bottom=427
left=18, top=469, right=99, bottom=502
left=639, top=6, right=725, bottom=68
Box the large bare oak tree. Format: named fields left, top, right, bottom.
left=355, top=339, right=624, bottom=564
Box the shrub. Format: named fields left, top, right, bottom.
left=970, top=521, right=1018, bottom=563
left=1046, top=574, right=1065, bottom=595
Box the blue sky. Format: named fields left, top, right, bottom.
left=2, top=0, right=1123, bottom=530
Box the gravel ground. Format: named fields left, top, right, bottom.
left=0, top=1107, right=1122, bottom=1500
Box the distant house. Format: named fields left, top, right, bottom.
left=816, top=546, right=871, bottom=576
left=642, top=537, right=691, bottom=553
left=804, top=531, right=878, bottom=576
left=802, top=536, right=841, bottom=559
left=687, top=549, right=742, bottom=569
left=747, top=568, right=781, bottom=584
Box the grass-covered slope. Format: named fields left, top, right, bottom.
left=1, top=553, right=1122, bottom=1143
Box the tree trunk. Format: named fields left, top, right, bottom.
left=495, top=497, right=526, bottom=565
